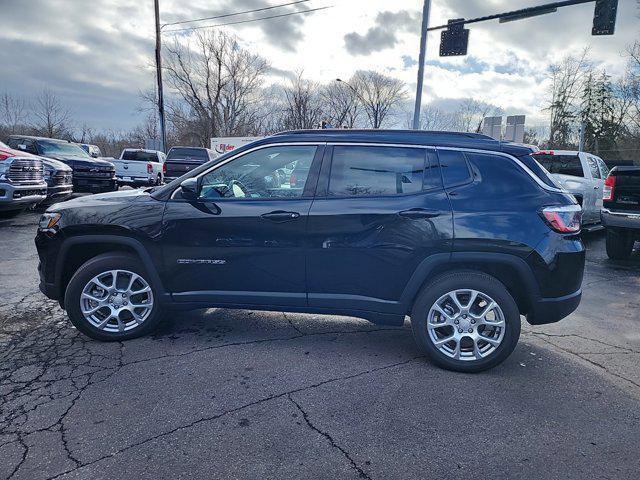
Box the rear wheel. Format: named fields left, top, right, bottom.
left=606, top=228, right=634, bottom=260
left=411, top=272, right=521, bottom=373
left=64, top=253, right=164, bottom=341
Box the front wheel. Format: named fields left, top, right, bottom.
left=64, top=253, right=164, bottom=341
left=411, top=272, right=521, bottom=373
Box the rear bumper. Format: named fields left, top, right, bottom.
left=601, top=208, right=640, bottom=230
left=116, top=175, right=155, bottom=185
left=526, top=289, right=582, bottom=325
left=0, top=182, right=47, bottom=210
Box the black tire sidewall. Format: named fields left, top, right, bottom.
left=411, top=272, right=521, bottom=373
left=64, top=253, right=163, bottom=341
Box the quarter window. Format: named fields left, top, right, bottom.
left=586, top=156, right=601, bottom=179
left=328, top=146, right=425, bottom=197
left=198, top=145, right=317, bottom=200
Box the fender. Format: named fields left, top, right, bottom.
left=55, top=234, right=169, bottom=301
left=398, top=252, right=541, bottom=313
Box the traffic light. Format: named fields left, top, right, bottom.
left=592, top=0, right=618, bottom=35
left=439, top=19, right=469, bottom=57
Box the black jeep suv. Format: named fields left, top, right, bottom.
left=36, top=130, right=585, bottom=372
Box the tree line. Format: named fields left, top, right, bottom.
left=1, top=30, right=638, bottom=163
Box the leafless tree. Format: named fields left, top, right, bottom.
left=0, top=92, right=27, bottom=135
left=351, top=70, right=406, bottom=128
left=546, top=49, right=591, bottom=148
left=280, top=73, right=324, bottom=130
left=451, top=98, right=503, bottom=133
left=320, top=81, right=360, bottom=128
left=31, top=88, right=72, bottom=138
left=163, top=30, right=268, bottom=146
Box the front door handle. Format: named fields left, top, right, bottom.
left=398, top=208, right=441, bottom=219
left=261, top=210, right=300, bottom=222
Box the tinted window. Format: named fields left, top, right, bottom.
left=122, top=150, right=159, bottom=162
left=37, top=140, right=90, bottom=158
left=328, top=146, right=425, bottom=197
left=520, top=154, right=561, bottom=188
left=438, top=150, right=472, bottom=187
left=167, top=147, right=209, bottom=161
left=533, top=154, right=584, bottom=177
left=466, top=152, right=538, bottom=195
left=199, top=145, right=317, bottom=199
left=597, top=158, right=610, bottom=178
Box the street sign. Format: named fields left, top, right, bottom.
left=440, top=19, right=469, bottom=56
left=504, top=115, right=526, bottom=143
left=482, top=116, right=503, bottom=140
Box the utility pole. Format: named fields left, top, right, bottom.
left=154, top=0, right=167, bottom=153
left=412, top=0, right=432, bottom=130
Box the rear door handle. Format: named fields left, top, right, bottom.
left=261, top=210, right=300, bottom=222
left=398, top=208, right=441, bottom=219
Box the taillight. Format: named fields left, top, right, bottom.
left=540, top=205, right=582, bottom=233
left=0, top=153, right=10, bottom=161
left=147, top=163, right=153, bottom=174
left=603, top=175, right=615, bottom=201
left=162, top=163, right=167, bottom=174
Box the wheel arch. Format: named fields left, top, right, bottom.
left=55, top=235, right=168, bottom=306
left=400, top=252, right=540, bottom=316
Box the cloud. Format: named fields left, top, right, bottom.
left=344, top=10, right=421, bottom=56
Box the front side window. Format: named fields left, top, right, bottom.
left=586, top=156, right=601, bottom=179
left=328, top=146, right=425, bottom=197
left=199, top=145, right=317, bottom=200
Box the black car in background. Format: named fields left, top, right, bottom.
left=601, top=166, right=640, bottom=259
left=164, top=146, right=215, bottom=183
left=7, top=136, right=116, bottom=193
left=36, top=130, right=585, bottom=372
left=40, top=157, right=73, bottom=205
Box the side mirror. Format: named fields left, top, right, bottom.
left=180, top=177, right=200, bottom=201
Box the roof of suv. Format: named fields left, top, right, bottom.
left=270, top=130, right=533, bottom=157
left=8, top=135, right=71, bottom=143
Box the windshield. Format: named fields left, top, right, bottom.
left=38, top=140, right=91, bottom=158
left=122, top=150, right=159, bottom=162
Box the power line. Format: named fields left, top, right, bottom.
left=164, top=5, right=332, bottom=33
left=162, top=0, right=312, bottom=28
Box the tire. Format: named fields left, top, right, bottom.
left=64, top=253, right=164, bottom=341
left=410, top=271, right=521, bottom=373
left=606, top=229, right=634, bottom=260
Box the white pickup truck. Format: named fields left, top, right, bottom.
left=532, top=150, right=609, bottom=228
left=111, top=149, right=166, bottom=187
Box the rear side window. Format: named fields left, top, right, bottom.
left=328, top=146, right=425, bottom=197
left=533, top=154, right=584, bottom=177
left=438, top=150, right=472, bottom=187
left=122, top=150, right=158, bottom=162
left=167, top=148, right=209, bottom=162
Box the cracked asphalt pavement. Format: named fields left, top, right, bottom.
left=1, top=211, right=639, bottom=480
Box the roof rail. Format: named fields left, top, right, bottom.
left=273, top=129, right=494, bottom=140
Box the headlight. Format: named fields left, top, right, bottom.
left=44, top=165, right=55, bottom=180
left=38, top=212, right=62, bottom=231
left=0, top=162, right=8, bottom=180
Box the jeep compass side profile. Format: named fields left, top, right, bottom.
left=36, top=130, right=585, bottom=372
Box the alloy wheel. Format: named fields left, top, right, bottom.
left=427, top=289, right=505, bottom=361
left=80, top=269, right=154, bottom=333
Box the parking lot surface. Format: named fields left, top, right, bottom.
left=1, top=209, right=639, bottom=480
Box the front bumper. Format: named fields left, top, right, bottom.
left=526, top=289, right=582, bottom=325
left=601, top=208, right=640, bottom=230
left=0, top=182, right=47, bottom=210
left=73, top=176, right=117, bottom=193
left=42, top=184, right=73, bottom=204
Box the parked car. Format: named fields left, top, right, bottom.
left=601, top=166, right=640, bottom=259
left=7, top=136, right=117, bottom=193
left=164, top=146, right=215, bottom=183
left=532, top=150, right=608, bottom=228
left=41, top=157, right=73, bottom=205
left=111, top=149, right=166, bottom=187
left=0, top=141, right=47, bottom=213
left=35, top=130, right=585, bottom=372
left=79, top=144, right=102, bottom=158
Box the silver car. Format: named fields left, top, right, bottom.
left=533, top=150, right=609, bottom=228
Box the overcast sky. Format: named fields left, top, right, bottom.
left=1, top=0, right=638, bottom=132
